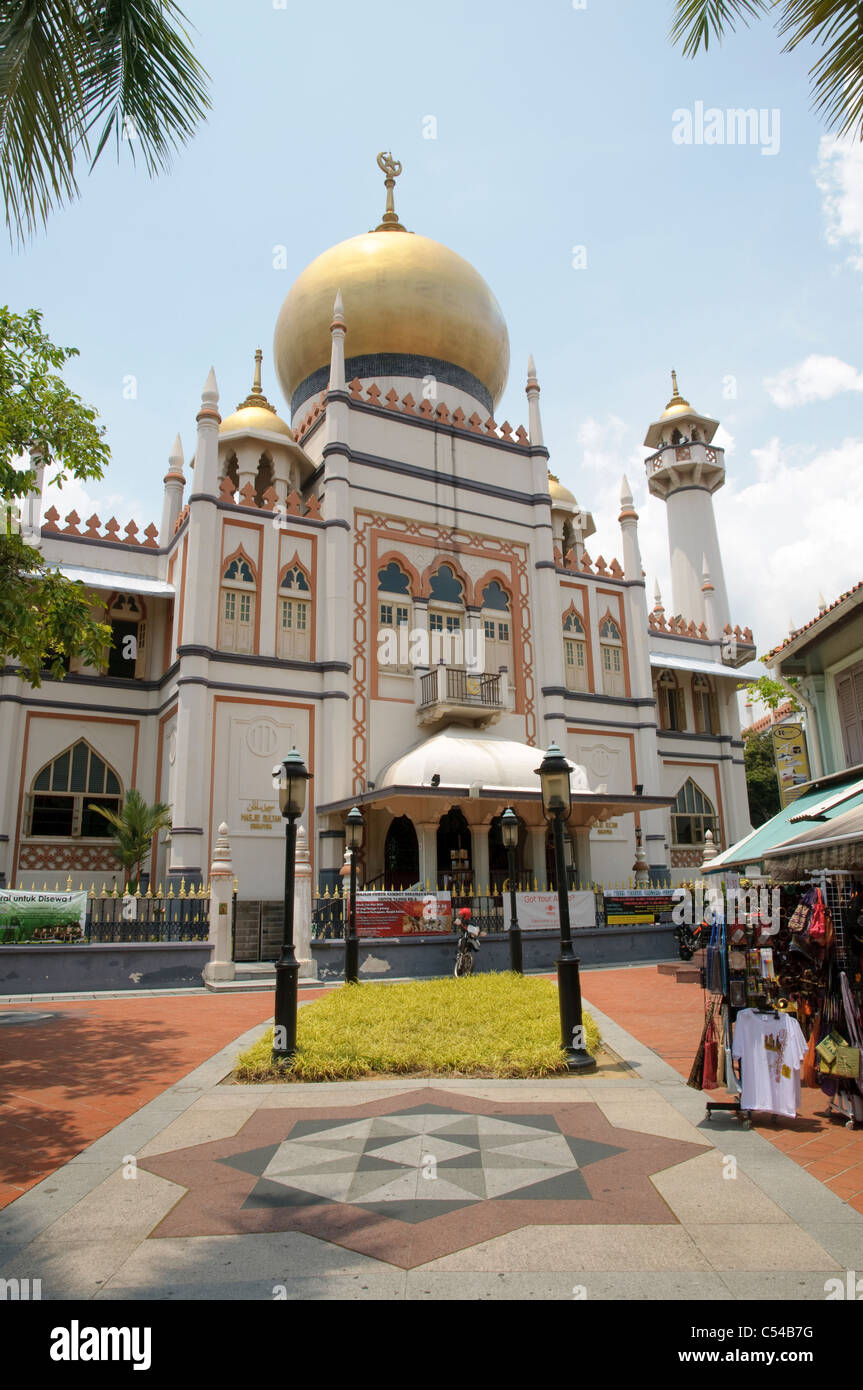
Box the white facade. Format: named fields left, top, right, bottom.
left=0, top=177, right=757, bottom=898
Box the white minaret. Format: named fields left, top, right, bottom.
left=526, top=355, right=544, bottom=446
left=644, top=372, right=730, bottom=632
left=160, top=433, right=185, bottom=542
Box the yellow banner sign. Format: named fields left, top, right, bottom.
left=773, top=723, right=811, bottom=807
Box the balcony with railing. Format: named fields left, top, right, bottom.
left=416, top=665, right=509, bottom=728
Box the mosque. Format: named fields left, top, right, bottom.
left=0, top=155, right=757, bottom=900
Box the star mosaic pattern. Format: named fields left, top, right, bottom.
left=139, top=1090, right=710, bottom=1269
left=225, top=1105, right=622, bottom=1224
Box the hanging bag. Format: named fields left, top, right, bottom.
left=809, top=889, right=828, bottom=943
left=702, top=1011, right=719, bottom=1090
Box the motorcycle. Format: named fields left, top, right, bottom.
left=673, top=919, right=705, bottom=962
left=454, top=914, right=481, bottom=977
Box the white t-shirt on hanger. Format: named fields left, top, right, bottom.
left=731, top=1009, right=808, bottom=1119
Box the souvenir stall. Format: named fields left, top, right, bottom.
left=688, top=856, right=863, bottom=1129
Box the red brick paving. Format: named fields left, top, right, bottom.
left=3, top=968, right=863, bottom=1217
left=582, top=965, right=863, bottom=1216
left=0, top=992, right=321, bottom=1210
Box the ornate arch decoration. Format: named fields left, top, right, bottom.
left=28, top=739, right=124, bottom=840
left=562, top=600, right=586, bottom=634
left=278, top=552, right=312, bottom=593
left=377, top=553, right=420, bottom=596
left=106, top=591, right=148, bottom=620
left=475, top=572, right=513, bottom=611
left=222, top=547, right=258, bottom=586
left=420, top=555, right=470, bottom=603
left=598, top=609, right=623, bottom=643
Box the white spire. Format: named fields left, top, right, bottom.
left=818, top=591, right=827, bottom=614
left=525, top=354, right=543, bottom=446
left=654, top=580, right=663, bottom=609
left=701, top=553, right=713, bottom=587
left=201, top=366, right=219, bottom=408
left=167, top=433, right=185, bottom=477
left=620, top=474, right=634, bottom=509
left=329, top=287, right=347, bottom=393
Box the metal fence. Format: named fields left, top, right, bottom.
left=85, top=883, right=210, bottom=944
left=311, top=889, right=506, bottom=940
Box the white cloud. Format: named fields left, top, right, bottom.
left=764, top=354, right=863, bottom=408
left=817, top=136, right=863, bottom=272
left=40, top=462, right=145, bottom=536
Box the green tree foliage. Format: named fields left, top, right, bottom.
left=740, top=673, right=802, bottom=712
left=87, top=788, right=172, bottom=887
left=670, top=0, right=863, bottom=140
left=744, top=731, right=782, bottom=826
left=0, top=305, right=113, bottom=684
left=0, top=0, right=210, bottom=242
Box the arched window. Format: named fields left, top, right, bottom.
left=254, top=454, right=274, bottom=508
left=106, top=593, right=147, bottom=680
left=480, top=581, right=512, bottom=677
left=671, top=778, right=718, bottom=846
left=27, top=741, right=122, bottom=839
left=657, top=669, right=686, bottom=731
left=692, top=674, right=718, bottom=735
left=599, top=615, right=625, bottom=697
left=220, top=552, right=256, bottom=654
left=429, top=564, right=465, bottom=665
left=563, top=609, right=589, bottom=692
left=277, top=562, right=311, bottom=661
left=223, top=454, right=239, bottom=497
left=378, top=563, right=413, bottom=675
left=437, top=806, right=472, bottom=890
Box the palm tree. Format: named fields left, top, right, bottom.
left=88, top=788, right=172, bottom=890
left=671, top=1, right=863, bottom=140
left=0, top=1, right=210, bottom=242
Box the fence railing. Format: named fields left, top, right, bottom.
left=85, top=883, right=210, bottom=944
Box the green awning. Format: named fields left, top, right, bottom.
left=704, top=772, right=863, bottom=875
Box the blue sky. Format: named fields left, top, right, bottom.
left=6, top=0, right=863, bottom=653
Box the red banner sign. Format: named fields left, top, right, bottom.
left=354, top=893, right=453, bottom=939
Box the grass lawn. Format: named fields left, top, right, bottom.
left=235, top=973, right=601, bottom=1083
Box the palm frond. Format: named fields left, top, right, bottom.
left=81, top=0, right=211, bottom=176
left=778, top=0, right=863, bottom=140
left=0, top=0, right=91, bottom=240
left=669, top=0, right=773, bottom=55
left=0, top=0, right=210, bottom=242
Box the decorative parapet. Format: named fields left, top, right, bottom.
left=647, top=611, right=753, bottom=646
left=294, top=378, right=535, bottom=451
left=216, top=477, right=323, bottom=521
left=42, top=508, right=159, bottom=548
left=554, top=548, right=624, bottom=581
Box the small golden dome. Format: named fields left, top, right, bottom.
left=548, top=472, right=577, bottom=506
left=273, top=157, right=510, bottom=411
left=220, top=350, right=295, bottom=439
left=660, top=369, right=694, bottom=420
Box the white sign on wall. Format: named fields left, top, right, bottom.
left=503, top=892, right=597, bottom=932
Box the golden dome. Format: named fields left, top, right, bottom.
left=660, top=369, right=694, bottom=420
left=220, top=350, right=295, bottom=439
left=548, top=472, right=577, bottom=506
left=273, top=159, right=510, bottom=411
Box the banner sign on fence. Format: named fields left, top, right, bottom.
left=0, top=890, right=88, bottom=933
left=603, top=889, right=678, bottom=925
left=503, top=892, right=597, bottom=932
left=355, top=893, right=453, bottom=938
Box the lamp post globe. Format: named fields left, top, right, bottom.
left=271, top=749, right=311, bottom=1062
left=534, top=744, right=596, bottom=1074
left=345, top=806, right=363, bottom=984
left=501, top=807, right=523, bottom=974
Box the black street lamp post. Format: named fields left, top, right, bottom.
left=345, top=805, right=363, bottom=984
left=501, top=807, right=523, bottom=974
left=535, top=744, right=596, bottom=1073
left=272, top=749, right=311, bottom=1061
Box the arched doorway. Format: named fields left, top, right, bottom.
left=437, top=806, right=472, bottom=890
left=488, top=813, right=528, bottom=889
left=383, top=815, right=420, bottom=889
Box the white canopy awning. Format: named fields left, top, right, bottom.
left=50, top=564, right=174, bottom=597
left=649, top=651, right=762, bottom=681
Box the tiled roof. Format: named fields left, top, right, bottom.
left=765, top=581, right=863, bottom=660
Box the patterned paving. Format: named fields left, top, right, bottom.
left=139, top=1088, right=709, bottom=1268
